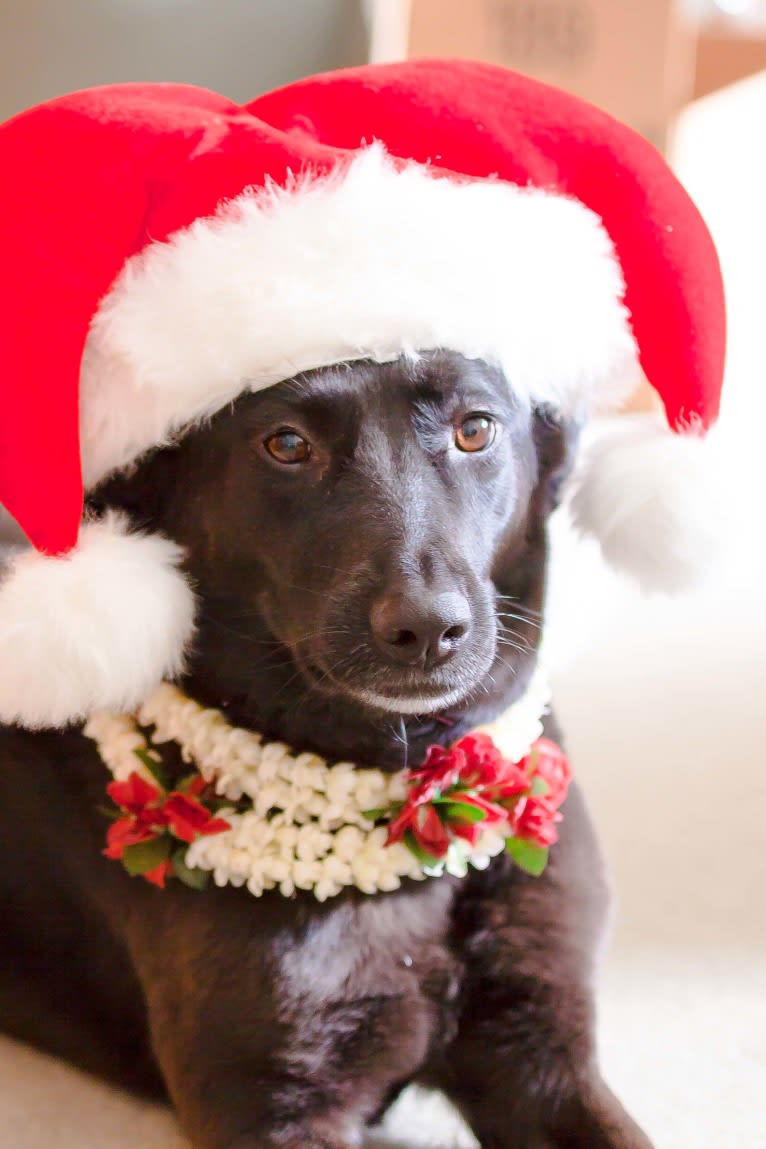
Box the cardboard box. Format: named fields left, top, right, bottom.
left=371, top=0, right=697, bottom=152
left=694, top=25, right=766, bottom=98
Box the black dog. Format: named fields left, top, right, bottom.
left=0, top=352, right=652, bottom=1149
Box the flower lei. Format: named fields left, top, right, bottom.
left=84, top=669, right=570, bottom=901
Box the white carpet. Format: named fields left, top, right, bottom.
left=1, top=76, right=765, bottom=1149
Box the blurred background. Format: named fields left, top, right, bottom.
left=0, top=3, right=764, bottom=1149
left=2, top=0, right=766, bottom=148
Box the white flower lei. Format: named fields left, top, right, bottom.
left=84, top=669, right=550, bottom=902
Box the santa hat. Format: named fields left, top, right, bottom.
left=0, top=59, right=726, bottom=729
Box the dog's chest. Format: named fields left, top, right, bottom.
left=274, top=880, right=462, bottom=1081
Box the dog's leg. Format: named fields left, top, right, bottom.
left=119, top=888, right=445, bottom=1149
left=429, top=783, right=654, bottom=1149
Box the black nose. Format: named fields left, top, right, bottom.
left=370, top=589, right=472, bottom=669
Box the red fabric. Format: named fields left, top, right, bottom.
left=0, top=60, right=725, bottom=555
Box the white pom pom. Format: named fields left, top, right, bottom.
left=0, top=513, right=195, bottom=728
left=568, top=414, right=728, bottom=594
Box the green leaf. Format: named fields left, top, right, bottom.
left=175, top=772, right=207, bottom=795
left=403, top=829, right=443, bottom=868
left=433, top=799, right=487, bottom=823
left=505, top=837, right=549, bottom=877
left=529, top=776, right=550, bottom=798
left=362, top=807, right=390, bottom=822
left=122, top=835, right=172, bottom=877
left=172, top=849, right=209, bottom=890
left=212, top=797, right=239, bottom=815
left=97, top=804, right=123, bottom=822
left=133, top=747, right=170, bottom=791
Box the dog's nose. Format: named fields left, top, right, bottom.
left=370, top=590, right=472, bottom=669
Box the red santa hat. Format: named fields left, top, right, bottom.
left=0, top=59, right=726, bottom=728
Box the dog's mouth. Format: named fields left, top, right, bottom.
left=294, top=640, right=498, bottom=717
left=346, top=683, right=484, bottom=716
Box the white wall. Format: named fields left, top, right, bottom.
left=0, top=0, right=368, bottom=118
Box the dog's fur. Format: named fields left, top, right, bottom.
left=0, top=353, right=652, bottom=1149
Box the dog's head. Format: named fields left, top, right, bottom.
left=94, top=352, right=576, bottom=763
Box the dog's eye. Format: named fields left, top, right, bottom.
left=263, top=429, right=312, bottom=465
left=454, top=414, right=496, bottom=453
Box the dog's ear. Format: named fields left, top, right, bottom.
left=86, top=444, right=184, bottom=533
left=492, top=406, right=579, bottom=610
left=532, top=405, right=581, bottom=517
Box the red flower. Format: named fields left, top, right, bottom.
left=531, top=738, right=572, bottom=802
left=406, top=744, right=467, bottom=802
left=406, top=733, right=530, bottom=807
left=103, top=774, right=170, bottom=861
left=510, top=796, right=562, bottom=847
left=509, top=739, right=572, bottom=848
left=482, top=764, right=530, bottom=803
left=162, top=792, right=231, bottom=844
left=103, top=769, right=230, bottom=883
left=385, top=802, right=418, bottom=846
left=386, top=753, right=512, bottom=860
left=103, top=811, right=162, bottom=859
left=450, top=733, right=505, bottom=785
left=383, top=729, right=571, bottom=876
left=185, top=774, right=210, bottom=799
left=450, top=820, right=482, bottom=846
left=385, top=801, right=451, bottom=859
left=143, top=860, right=174, bottom=889
left=412, top=804, right=451, bottom=858
left=106, top=773, right=161, bottom=814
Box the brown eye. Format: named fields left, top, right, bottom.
left=263, top=429, right=311, bottom=465
left=455, top=414, right=496, bottom=453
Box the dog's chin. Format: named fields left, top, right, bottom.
left=346, top=684, right=476, bottom=716
left=294, top=645, right=497, bottom=718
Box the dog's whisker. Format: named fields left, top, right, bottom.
left=291, top=627, right=354, bottom=649
left=383, top=718, right=410, bottom=770
left=496, top=608, right=543, bottom=631
left=268, top=665, right=315, bottom=705
left=495, top=619, right=535, bottom=654
left=196, top=613, right=261, bottom=643
left=494, top=593, right=543, bottom=612
left=498, top=616, right=542, bottom=634
left=492, top=652, right=522, bottom=678
left=494, top=597, right=544, bottom=621
left=496, top=637, right=532, bottom=655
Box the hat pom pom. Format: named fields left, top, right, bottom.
left=0, top=513, right=195, bottom=728
left=568, top=414, right=727, bottom=594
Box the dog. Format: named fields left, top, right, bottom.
left=0, top=350, right=653, bottom=1149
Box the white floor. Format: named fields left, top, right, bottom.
left=1, top=76, right=765, bottom=1149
